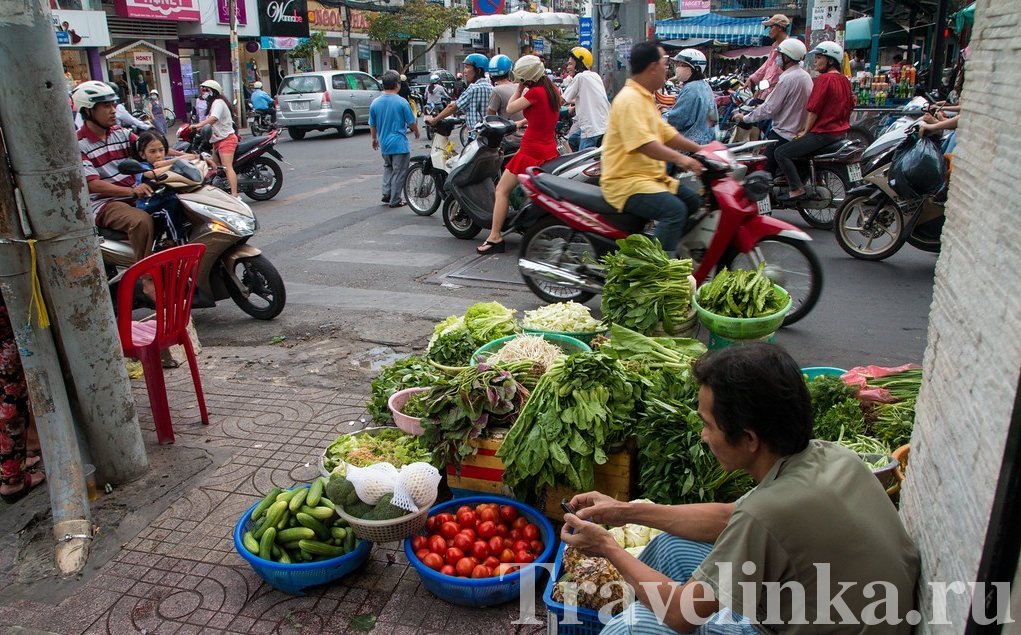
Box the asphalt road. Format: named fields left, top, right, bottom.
left=193, top=126, right=938, bottom=370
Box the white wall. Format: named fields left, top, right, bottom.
left=178, top=0, right=261, bottom=37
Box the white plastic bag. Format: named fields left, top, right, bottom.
left=345, top=462, right=398, bottom=505
left=391, top=462, right=441, bottom=513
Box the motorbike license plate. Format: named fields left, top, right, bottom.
left=291, top=101, right=310, bottom=112
left=757, top=197, right=772, bottom=215
left=847, top=163, right=863, bottom=182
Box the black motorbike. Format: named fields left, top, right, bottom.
left=175, top=124, right=285, bottom=201
left=249, top=105, right=277, bottom=137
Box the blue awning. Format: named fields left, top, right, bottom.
left=656, top=13, right=768, bottom=46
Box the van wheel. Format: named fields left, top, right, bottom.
left=288, top=128, right=306, bottom=140
left=339, top=113, right=355, bottom=138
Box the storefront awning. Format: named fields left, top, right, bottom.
left=464, top=10, right=579, bottom=33
left=656, top=13, right=767, bottom=46
left=104, top=39, right=179, bottom=60
left=844, top=16, right=910, bottom=50
left=719, top=45, right=772, bottom=59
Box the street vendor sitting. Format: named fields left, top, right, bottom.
left=561, top=344, right=919, bottom=634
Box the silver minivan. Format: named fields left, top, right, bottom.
left=276, top=71, right=382, bottom=140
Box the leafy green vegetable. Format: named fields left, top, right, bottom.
left=367, top=355, right=442, bottom=423
left=601, top=235, right=695, bottom=335
left=697, top=263, right=787, bottom=318
left=869, top=398, right=915, bottom=448
left=463, top=301, right=518, bottom=343
left=400, top=391, right=429, bottom=418
left=322, top=428, right=434, bottom=474
left=427, top=316, right=478, bottom=366
left=600, top=324, right=706, bottom=369
left=498, top=352, right=641, bottom=499
left=813, top=397, right=867, bottom=442
left=522, top=302, right=603, bottom=333
left=806, top=375, right=858, bottom=420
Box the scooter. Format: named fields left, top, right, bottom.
left=516, top=141, right=822, bottom=326
left=104, top=158, right=286, bottom=320
left=175, top=124, right=285, bottom=201
left=405, top=117, right=464, bottom=216
left=248, top=105, right=277, bottom=137
left=441, top=116, right=602, bottom=240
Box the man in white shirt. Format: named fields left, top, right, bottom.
left=735, top=39, right=813, bottom=174
left=561, top=47, right=610, bottom=150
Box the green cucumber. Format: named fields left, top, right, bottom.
left=251, top=487, right=283, bottom=520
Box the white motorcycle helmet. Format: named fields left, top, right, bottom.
left=200, top=79, right=223, bottom=94
left=672, top=48, right=707, bottom=72
left=253, top=81, right=263, bottom=89
left=812, top=41, right=844, bottom=65
left=71, top=80, right=119, bottom=113
left=776, top=39, right=807, bottom=62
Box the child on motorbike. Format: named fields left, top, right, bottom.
left=134, top=131, right=196, bottom=248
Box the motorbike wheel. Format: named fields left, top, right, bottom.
left=796, top=168, right=848, bottom=230
left=224, top=255, right=286, bottom=320
left=164, top=108, right=176, bottom=127
left=722, top=235, right=822, bottom=326
left=426, top=125, right=434, bottom=141
left=442, top=198, right=481, bottom=239
left=459, top=124, right=470, bottom=147
left=834, top=193, right=906, bottom=261
left=405, top=164, right=441, bottom=216
left=250, top=122, right=262, bottom=137
left=288, top=128, right=306, bottom=140
left=519, top=217, right=601, bottom=304
left=245, top=157, right=283, bottom=201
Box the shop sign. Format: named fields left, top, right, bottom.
left=133, top=51, right=155, bottom=65
left=258, top=0, right=310, bottom=38
left=51, top=9, right=112, bottom=48
left=307, top=2, right=342, bottom=31
left=216, top=0, right=248, bottom=25
left=114, top=0, right=201, bottom=22
left=679, top=0, right=709, bottom=17
left=259, top=35, right=308, bottom=50
left=358, top=42, right=370, bottom=61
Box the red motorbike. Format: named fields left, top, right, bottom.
left=516, top=141, right=822, bottom=325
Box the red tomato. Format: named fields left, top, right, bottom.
left=509, top=528, right=521, bottom=541
left=452, top=533, right=473, bottom=552
left=445, top=547, right=465, bottom=566
left=499, top=505, right=519, bottom=523
left=502, top=538, right=513, bottom=550
left=499, top=548, right=516, bottom=563
left=456, top=505, right=472, bottom=516
left=494, top=562, right=516, bottom=577
left=488, top=536, right=504, bottom=555
left=455, top=557, right=475, bottom=577
left=471, top=540, right=489, bottom=560
left=468, top=556, right=480, bottom=568
left=477, top=520, right=497, bottom=539
left=428, top=535, right=447, bottom=555
left=435, top=513, right=456, bottom=526
left=423, top=552, right=445, bottom=570
left=483, top=556, right=501, bottom=570
left=479, top=507, right=499, bottom=524
left=440, top=521, right=460, bottom=540
left=471, top=564, right=492, bottom=579
left=459, top=528, right=476, bottom=542
left=513, top=540, right=531, bottom=554
left=522, top=524, right=540, bottom=541
left=530, top=540, right=544, bottom=554
left=495, top=523, right=509, bottom=538
left=474, top=503, right=496, bottom=513
left=415, top=548, right=430, bottom=561
left=456, top=510, right=477, bottom=529
left=412, top=536, right=428, bottom=552
left=426, top=517, right=439, bottom=533
left=512, top=516, right=529, bottom=530
left=440, top=564, right=456, bottom=576
left=516, top=550, right=535, bottom=564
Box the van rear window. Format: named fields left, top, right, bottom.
left=280, top=76, right=326, bottom=94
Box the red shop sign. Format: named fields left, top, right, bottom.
left=114, top=0, right=201, bottom=22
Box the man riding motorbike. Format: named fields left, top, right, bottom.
left=561, top=47, right=610, bottom=150
left=249, top=81, right=275, bottom=125
left=733, top=38, right=812, bottom=174
left=486, top=54, right=525, bottom=151
left=665, top=49, right=716, bottom=144
left=425, top=54, right=493, bottom=139
left=601, top=39, right=704, bottom=257
left=746, top=14, right=791, bottom=99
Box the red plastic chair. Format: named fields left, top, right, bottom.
left=117, top=244, right=208, bottom=444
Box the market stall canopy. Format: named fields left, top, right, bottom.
left=953, top=2, right=975, bottom=31
left=463, top=10, right=579, bottom=33
left=719, top=45, right=772, bottom=59
left=844, top=15, right=911, bottom=50
left=661, top=38, right=714, bottom=49
left=656, top=13, right=767, bottom=46
left=104, top=39, right=179, bottom=59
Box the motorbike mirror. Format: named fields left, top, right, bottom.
left=117, top=159, right=147, bottom=175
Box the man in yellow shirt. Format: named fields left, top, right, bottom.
left=601, top=39, right=705, bottom=256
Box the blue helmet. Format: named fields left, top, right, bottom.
left=488, top=54, right=513, bottom=78
left=463, top=53, right=490, bottom=73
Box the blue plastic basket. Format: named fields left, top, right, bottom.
left=801, top=367, right=847, bottom=380
left=233, top=485, right=373, bottom=595
left=543, top=542, right=607, bottom=635
left=403, top=495, right=556, bottom=607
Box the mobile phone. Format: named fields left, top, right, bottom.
left=560, top=499, right=577, bottom=515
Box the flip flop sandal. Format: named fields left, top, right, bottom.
left=476, top=240, right=506, bottom=255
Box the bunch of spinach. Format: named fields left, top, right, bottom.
left=418, top=364, right=529, bottom=471
left=426, top=316, right=479, bottom=366
left=806, top=375, right=867, bottom=442
left=600, top=235, right=695, bottom=335
left=697, top=262, right=787, bottom=318
left=366, top=355, right=443, bottom=423
left=497, top=352, right=641, bottom=500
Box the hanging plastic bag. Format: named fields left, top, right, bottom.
left=889, top=134, right=947, bottom=200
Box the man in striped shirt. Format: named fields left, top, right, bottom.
left=72, top=81, right=155, bottom=264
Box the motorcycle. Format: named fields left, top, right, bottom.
left=249, top=105, right=277, bottom=137
left=731, top=137, right=864, bottom=230
left=175, top=124, right=285, bottom=201
left=516, top=141, right=823, bottom=326
left=105, top=158, right=286, bottom=320
left=833, top=127, right=947, bottom=261
left=440, top=116, right=602, bottom=240
left=404, top=117, right=464, bottom=216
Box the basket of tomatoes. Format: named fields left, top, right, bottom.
left=403, top=495, right=556, bottom=607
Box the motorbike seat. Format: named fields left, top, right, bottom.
left=235, top=137, right=265, bottom=155
left=537, top=152, right=584, bottom=174
left=98, top=226, right=129, bottom=241
left=530, top=173, right=644, bottom=233
left=813, top=139, right=857, bottom=160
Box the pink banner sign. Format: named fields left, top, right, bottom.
left=114, top=0, right=201, bottom=22
left=680, top=0, right=710, bottom=16
left=217, top=0, right=248, bottom=25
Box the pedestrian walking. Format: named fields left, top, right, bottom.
left=370, top=70, right=420, bottom=208
left=146, top=89, right=168, bottom=134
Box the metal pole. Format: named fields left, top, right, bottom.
left=596, top=3, right=617, bottom=95
left=869, top=0, right=882, bottom=73
left=0, top=0, right=148, bottom=485
left=230, top=0, right=245, bottom=128
left=927, top=0, right=950, bottom=92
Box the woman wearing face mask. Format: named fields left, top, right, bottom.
left=665, top=49, right=715, bottom=144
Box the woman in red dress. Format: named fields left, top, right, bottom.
left=477, top=55, right=561, bottom=254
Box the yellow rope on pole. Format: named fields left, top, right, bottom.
left=27, top=239, right=51, bottom=329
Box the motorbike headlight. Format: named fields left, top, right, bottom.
left=215, top=209, right=257, bottom=236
